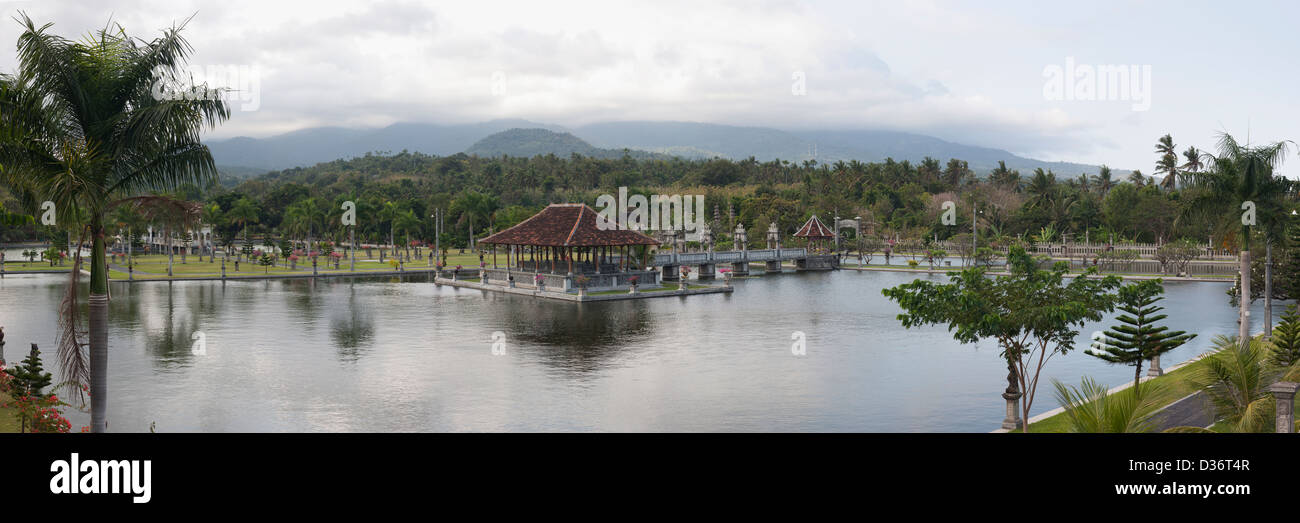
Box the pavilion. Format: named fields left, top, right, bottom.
left=793, top=214, right=835, bottom=253
left=477, top=203, right=662, bottom=291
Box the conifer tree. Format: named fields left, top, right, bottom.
left=1087, top=279, right=1196, bottom=395
left=1270, top=304, right=1300, bottom=368
left=6, top=343, right=53, bottom=397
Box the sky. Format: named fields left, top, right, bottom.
left=2, top=0, right=1298, bottom=173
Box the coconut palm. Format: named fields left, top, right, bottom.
left=226, top=197, right=259, bottom=260
left=1127, top=169, right=1147, bottom=186
left=201, top=202, right=224, bottom=262
left=1184, top=132, right=1293, bottom=341
left=393, top=209, right=422, bottom=261
left=1096, top=165, right=1115, bottom=195
left=1051, top=376, right=1170, bottom=433
left=1154, top=134, right=1179, bottom=190
left=0, top=15, right=229, bottom=432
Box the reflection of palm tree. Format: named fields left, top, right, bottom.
left=330, top=288, right=375, bottom=363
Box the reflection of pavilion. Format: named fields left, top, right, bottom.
left=479, top=204, right=662, bottom=292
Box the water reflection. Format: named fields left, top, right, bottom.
left=329, top=285, right=375, bottom=363
left=0, top=270, right=1286, bottom=432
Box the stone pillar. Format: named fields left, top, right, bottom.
left=766, top=260, right=782, bottom=273
left=1147, top=354, right=1163, bottom=377
left=731, top=261, right=749, bottom=276
left=1269, top=381, right=1299, bottom=433
left=698, top=263, right=715, bottom=280
left=662, top=264, right=680, bottom=282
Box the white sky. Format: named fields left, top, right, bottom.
left=3, top=0, right=1297, bottom=173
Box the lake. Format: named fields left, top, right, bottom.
left=0, top=269, right=1278, bottom=432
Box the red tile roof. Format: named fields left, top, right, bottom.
left=480, top=203, right=661, bottom=247
left=793, top=214, right=834, bottom=238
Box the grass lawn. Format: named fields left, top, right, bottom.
left=1025, top=359, right=1208, bottom=433
left=0, top=391, right=23, bottom=433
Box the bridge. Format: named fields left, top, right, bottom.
left=651, top=247, right=837, bottom=280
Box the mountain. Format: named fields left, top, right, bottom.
left=465, top=128, right=667, bottom=160
left=207, top=119, right=564, bottom=173
left=207, top=119, right=1121, bottom=175
left=573, top=122, right=1114, bottom=175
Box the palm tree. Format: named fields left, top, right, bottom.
left=1185, top=132, right=1293, bottom=341
left=1096, top=165, right=1114, bottom=195
left=1180, top=146, right=1203, bottom=187
left=0, top=15, right=229, bottom=432
left=1154, top=134, right=1179, bottom=190
left=201, top=202, right=224, bottom=262
left=226, top=197, right=259, bottom=260
left=1127, top=169, right=1147, bottom=186
left=393, top=210, right=422, bottom=262
left=377, top=201, right=401, bottom=261
left=1051, top=376, right=1170, bottom=433
left=1192, top=336, right=1277, bottom=432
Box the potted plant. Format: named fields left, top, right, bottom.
left=575, top=275, right=590, bottom=297
left=534, top=273, right=545, bottom=290
left=628, top=275, right=639, bottom=294
left=720, top=267, right=733, bottom=287
left=679, top=265, right=691, bottom=291
left=288, top=253, right=299, bottom=270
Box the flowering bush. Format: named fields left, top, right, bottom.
left=534, top=274, right=544, bottom=282
left=575, top=275, right=590, bottom=288
left=288, top=254, right=300, bottom=262
left=628, top=275, right=639, bottom=285
left=5, top=394, right=71, bottom=433
left=0, top=374, right=71, bottom=433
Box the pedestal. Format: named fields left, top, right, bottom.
left=1269, top=382, right=1299, bottom=433
left=765, top=260, right=782, bottom=273
left=1002, top=392, right=1023, bottom=430
left=1147, top=354, right=1163, bottom=377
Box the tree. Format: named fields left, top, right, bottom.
left=1096, top=165, right=1114, bottom=195
left=0, top=15, right=229, bottom=432
left=1184, top=132, right=1293, bottom=343
left=882, top=245, right=1121, bottom=432
left=1051, top=376, right=1170, bottom=433
left=1154, top=134, right=1179, bottom=190
left=1270, top=304, right=1300, bottom=368
left=1086, top=279, right=1196, bottom=395
left=1191, top=335, right=1275, bottom=433
left=6, top=343, right=53, bottom=397
left=226, top=197, right=260, bottom=260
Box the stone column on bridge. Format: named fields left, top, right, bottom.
left=1269, top=381, right=1299, bottom=433
left=662, top=264, right=680, bottom=282
left=698, top=263, right=715, bottom=280
left=766, top=222, right=780, bottom=250
left=731, top=261, right=749, bottom=276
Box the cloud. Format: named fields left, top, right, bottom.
left=0, top=0, right=1113, bottom=162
